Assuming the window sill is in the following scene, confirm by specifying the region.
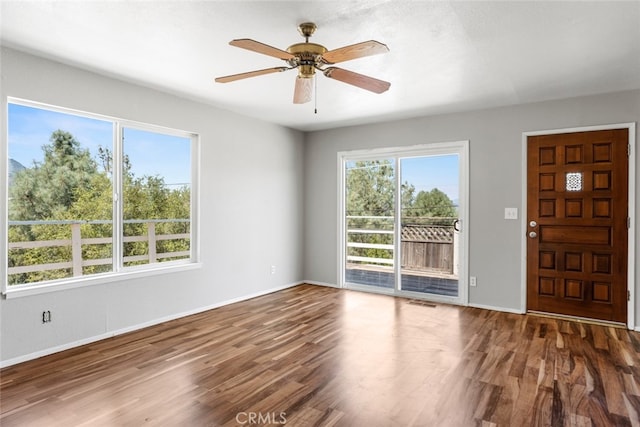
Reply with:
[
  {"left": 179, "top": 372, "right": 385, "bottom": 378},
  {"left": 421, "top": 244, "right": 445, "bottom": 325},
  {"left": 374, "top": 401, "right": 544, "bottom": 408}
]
[{"left": 2, "top": 262, "right": 203, "bottom": 299}]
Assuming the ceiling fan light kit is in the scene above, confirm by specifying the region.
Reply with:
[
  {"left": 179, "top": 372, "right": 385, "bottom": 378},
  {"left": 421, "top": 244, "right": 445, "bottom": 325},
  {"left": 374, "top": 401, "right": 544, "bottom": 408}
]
[{"left": 215, "top": 22, "right": 390, "bottom": 104}]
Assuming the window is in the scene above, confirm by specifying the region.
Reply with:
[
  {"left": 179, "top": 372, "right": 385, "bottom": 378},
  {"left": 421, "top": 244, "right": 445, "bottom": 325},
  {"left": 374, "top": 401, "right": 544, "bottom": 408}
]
[{"left": 5, "top": 99, "right": 198, "bottom": 294}]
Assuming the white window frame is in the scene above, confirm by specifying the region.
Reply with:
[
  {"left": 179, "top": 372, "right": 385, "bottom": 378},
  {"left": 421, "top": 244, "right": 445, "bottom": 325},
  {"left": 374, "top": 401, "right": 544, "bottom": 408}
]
[
  {"left": 338, "top": 141, "right": 469, "bottom": 305},
  {"left": 2, "top": 98, "right": 201, "bottom": 298}
]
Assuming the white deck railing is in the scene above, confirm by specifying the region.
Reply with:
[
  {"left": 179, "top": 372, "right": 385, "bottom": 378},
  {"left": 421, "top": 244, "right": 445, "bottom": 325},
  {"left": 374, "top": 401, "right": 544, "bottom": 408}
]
[{"left": 8, "top": 219, "right": 190, "bottom": 278}]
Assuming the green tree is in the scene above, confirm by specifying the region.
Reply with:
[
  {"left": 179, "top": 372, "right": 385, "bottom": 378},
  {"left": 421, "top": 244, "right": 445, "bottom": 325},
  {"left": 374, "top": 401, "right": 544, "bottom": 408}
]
[
  {"left": 410, "top": 188, "right": 457, "bottom": 217},
  {"left": 9, "top": 130, "right": 97, "bottom": 221},
  {"left": 64, "top": 172, "right": 113, "bottom": 275},
  {"left": 404, "top": 188, "right": 457, "bottom": 226},
  {"left": 346, "top": 160, "right": 395, "bottom": 217},
  {"left": 8, "top": 130, "right": 100, "bottom": 283}
]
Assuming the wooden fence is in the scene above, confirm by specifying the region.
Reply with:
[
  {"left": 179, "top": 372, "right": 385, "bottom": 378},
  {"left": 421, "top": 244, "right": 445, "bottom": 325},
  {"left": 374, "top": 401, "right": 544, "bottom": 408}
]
[{"left": 400, "top": 225, "right": 454, "bottom": 273}]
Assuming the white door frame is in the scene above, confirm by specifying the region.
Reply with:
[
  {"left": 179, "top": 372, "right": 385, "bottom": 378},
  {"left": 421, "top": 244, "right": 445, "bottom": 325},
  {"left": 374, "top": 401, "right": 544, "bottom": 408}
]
[{"left": 520, "top": 123, "right": 636, "bottom": 328}]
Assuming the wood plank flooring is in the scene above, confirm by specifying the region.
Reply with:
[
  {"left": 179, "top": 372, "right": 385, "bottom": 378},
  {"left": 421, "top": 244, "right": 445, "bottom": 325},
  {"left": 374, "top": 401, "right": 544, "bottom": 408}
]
[{"left": 2, "top": 284, "right": 640, "bottom": 426}]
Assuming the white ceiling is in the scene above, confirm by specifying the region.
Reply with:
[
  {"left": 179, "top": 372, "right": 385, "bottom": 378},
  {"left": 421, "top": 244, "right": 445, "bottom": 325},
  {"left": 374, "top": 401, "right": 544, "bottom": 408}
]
[{"left": 2, "top": 1, "right": 639, "bottom": 132}]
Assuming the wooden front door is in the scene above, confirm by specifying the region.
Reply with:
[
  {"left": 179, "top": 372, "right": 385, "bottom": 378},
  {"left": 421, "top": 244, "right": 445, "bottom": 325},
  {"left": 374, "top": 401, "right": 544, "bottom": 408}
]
[{"left": 526, "top": 129, "right": 629, "bottom": 323}]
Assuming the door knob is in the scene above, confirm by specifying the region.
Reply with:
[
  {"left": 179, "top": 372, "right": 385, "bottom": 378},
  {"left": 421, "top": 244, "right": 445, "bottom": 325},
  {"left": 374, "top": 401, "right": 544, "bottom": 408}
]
[{"left": 529, "top": 231, "right": 537, "bottom": 238}]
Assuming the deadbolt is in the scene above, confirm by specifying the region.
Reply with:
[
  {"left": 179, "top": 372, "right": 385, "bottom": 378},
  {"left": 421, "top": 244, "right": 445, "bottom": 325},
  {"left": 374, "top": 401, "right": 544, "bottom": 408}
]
[{"left": 529, "top": 220, "right": 537, "bottom": 228}]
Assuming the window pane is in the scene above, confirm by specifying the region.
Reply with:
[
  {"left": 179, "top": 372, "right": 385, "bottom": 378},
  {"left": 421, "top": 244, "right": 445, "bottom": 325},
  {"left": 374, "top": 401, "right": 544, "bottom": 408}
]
[
  {"left": 122, "top": 127, "right": 191, "bottom": 267},
  {"left": 7, "top": 103, "right": 113, "bottom": 285},
  {"left": 344, "top": 159, "right": 395, "bottom": 289},
  {"left": 400, "top": 155, "right": 459, "bottom": 297}
]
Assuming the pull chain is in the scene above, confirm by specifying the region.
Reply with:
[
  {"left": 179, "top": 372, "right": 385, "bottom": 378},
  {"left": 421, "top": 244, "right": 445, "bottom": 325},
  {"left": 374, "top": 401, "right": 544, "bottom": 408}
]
[{"left": 314, "top": 74, "right": 318, "bottom": 114}]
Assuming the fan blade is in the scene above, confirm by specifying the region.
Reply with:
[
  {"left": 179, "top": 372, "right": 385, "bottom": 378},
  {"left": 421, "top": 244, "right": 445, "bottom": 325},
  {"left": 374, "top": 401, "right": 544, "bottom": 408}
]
[
  {"left": 323, "top": 67, "right": 390, "bottom": 94},
  {"left": 215, "top": 67, "right": 289, "bottom": 83},
  {"left": 229, "top": 39, "right": 295, "bottom": 60},
  {"left": 293, "top": 76, "right": 313, "bottom": 104},
  {"left": 323, "top": 40, "right": 389, "bottom": 64}
]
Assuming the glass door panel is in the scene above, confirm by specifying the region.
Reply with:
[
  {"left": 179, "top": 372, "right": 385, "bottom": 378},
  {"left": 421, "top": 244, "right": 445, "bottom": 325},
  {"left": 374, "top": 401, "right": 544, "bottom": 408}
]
[
  {"left": 399, "top": 155, "right": 459, "bottom": 296},
  {"left": 344, "top": 159, "right": 395, "bottom": 289}
]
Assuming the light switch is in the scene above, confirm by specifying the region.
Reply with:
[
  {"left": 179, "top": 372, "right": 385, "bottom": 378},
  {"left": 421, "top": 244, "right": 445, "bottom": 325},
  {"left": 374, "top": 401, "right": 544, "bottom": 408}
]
[{"left": 504, "top": 208, "right": 518, "bottom": 220}]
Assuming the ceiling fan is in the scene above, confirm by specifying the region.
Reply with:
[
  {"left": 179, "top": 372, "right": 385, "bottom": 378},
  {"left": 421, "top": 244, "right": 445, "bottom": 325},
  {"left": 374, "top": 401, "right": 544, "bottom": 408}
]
[{"left": 215, "top": 22, "right": 390, "bottom": 104}]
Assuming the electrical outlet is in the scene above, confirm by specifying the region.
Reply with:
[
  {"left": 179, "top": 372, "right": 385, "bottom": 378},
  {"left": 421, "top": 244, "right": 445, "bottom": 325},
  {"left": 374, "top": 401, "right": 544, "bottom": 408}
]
[
  {"left": 42, "top": 310, "right": 52, "bottom": 323},
  {"left": 470, "top": 276, "right": 477, "bottom": 287},
  {"left": 270, "top": 265, "right": 276, "bottom": 275}
]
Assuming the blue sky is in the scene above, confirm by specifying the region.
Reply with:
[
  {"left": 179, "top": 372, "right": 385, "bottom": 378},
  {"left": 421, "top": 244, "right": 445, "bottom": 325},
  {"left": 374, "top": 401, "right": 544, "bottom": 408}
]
[
  {"left": 400, "top": 155, "right": 459, "bottom": 201},
  {"left": 8, "top": 103, "right": 191, "bottom": 187},
  {"left": 123, "top": 128, "right": 191, "bottom": 188}
]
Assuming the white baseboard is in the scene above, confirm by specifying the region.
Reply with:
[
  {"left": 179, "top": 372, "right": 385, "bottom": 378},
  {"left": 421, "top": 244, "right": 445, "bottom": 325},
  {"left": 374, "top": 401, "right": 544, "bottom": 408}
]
[
  {"left": 307, "top": 282, "right": 528, "bottom": 317},
  {"left": 303, "top": 280, "right": 340, "bottom": 288},
  {"left": 468, "top": 302, "right": 525, "bottom": 315},
  {"left": 306, "top": 283, "right": 526, "bottom": 315},
  {"left": 0, "top": 281, "right": 302, "bottom": 368}
]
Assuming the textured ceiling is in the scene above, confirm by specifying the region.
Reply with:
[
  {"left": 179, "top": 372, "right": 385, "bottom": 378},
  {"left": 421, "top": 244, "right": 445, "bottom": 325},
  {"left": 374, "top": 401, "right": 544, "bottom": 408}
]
[{"left": 1, "top": 1, "right": 639, "bottom": 131}]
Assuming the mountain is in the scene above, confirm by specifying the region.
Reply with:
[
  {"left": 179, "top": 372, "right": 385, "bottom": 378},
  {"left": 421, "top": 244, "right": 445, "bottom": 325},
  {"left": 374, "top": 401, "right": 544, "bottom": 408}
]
[{"left": 8, "top": 158, "right": 26, "bottom": 187}]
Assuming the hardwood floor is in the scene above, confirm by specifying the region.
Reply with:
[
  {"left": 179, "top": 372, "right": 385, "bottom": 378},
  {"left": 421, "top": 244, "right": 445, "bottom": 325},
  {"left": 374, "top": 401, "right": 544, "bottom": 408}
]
[{"left": 2, "top": 284, "right": 640, "bottom": 426}]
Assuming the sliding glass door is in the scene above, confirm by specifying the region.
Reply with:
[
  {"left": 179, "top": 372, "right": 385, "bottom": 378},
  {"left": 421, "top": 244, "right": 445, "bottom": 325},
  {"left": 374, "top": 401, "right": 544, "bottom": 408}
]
[{"left": 340, "top": 142, "right": 468, "bottom": 303}]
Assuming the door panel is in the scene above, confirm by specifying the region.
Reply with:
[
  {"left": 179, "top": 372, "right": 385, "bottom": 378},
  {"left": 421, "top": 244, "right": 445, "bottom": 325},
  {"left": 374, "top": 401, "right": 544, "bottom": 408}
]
[
  {"left": 399, "top": 155, "right": 459, "bottom": 297},
  {"left": 526, "top": 129, "right": 628, "bottom": 323},
  {"left": 344, "top": 159, "right": 396, "bottom": 290}
]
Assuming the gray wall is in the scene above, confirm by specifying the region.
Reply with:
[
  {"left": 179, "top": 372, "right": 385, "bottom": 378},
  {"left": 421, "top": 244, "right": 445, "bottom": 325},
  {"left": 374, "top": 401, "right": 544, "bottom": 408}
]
[
  {"left": 303, "top": 90, "right": 640, "bottom": 314},
  {"left": 2, "top": 45, "right": 639, "bottom": 366},
  {"left": 0, "top": 47, "right": 306, "bottom": 365}
]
